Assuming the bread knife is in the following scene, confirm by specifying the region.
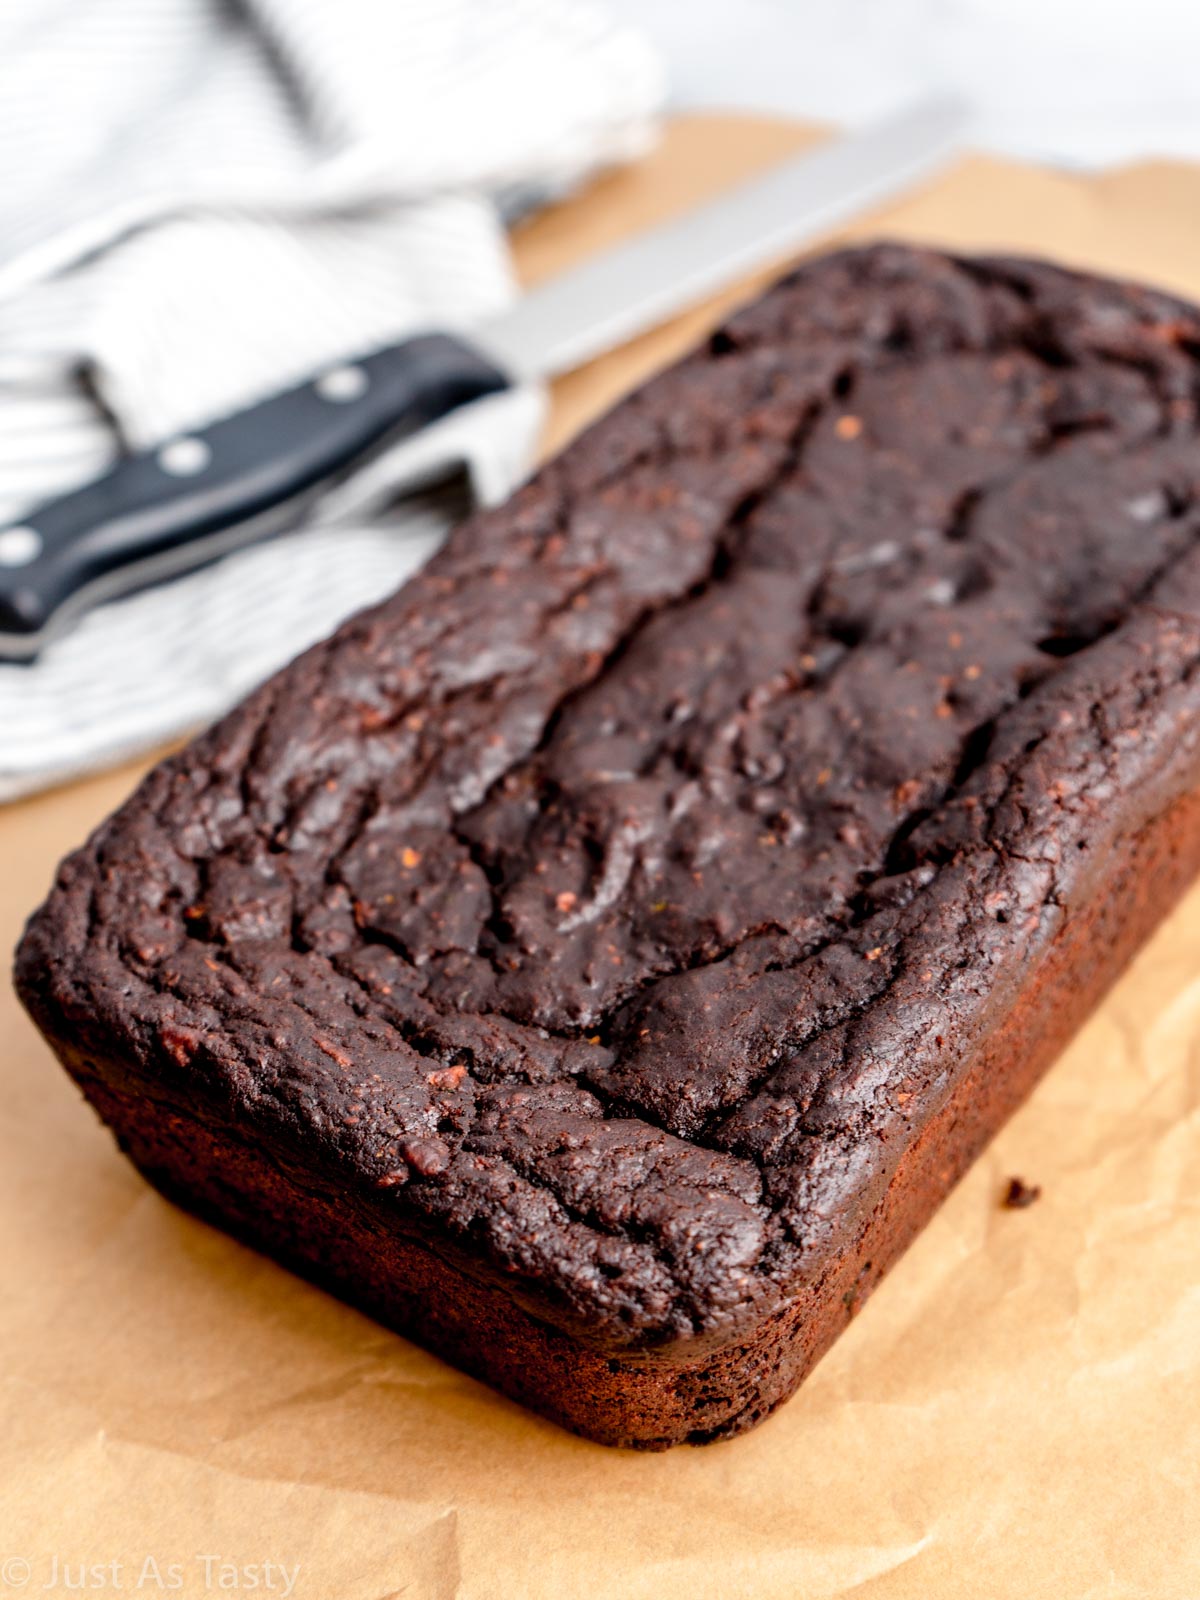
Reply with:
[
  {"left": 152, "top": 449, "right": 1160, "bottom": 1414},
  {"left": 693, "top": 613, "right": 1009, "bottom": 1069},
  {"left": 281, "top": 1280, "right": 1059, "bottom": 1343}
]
[{"left": 0, "top": 97, "right": 970, "bottom": 661}]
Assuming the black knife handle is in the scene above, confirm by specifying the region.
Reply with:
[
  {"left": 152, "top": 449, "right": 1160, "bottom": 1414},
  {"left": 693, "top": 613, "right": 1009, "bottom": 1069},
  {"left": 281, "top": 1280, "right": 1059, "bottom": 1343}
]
[{"left": 0, "top": 332, "right": 511, "bottom": 659}]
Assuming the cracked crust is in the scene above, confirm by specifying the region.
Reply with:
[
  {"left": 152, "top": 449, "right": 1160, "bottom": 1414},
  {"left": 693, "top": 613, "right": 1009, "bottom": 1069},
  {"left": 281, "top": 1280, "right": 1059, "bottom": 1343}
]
[{"left": 16, "top": 244, "right": 1200, "bottom": 1445}]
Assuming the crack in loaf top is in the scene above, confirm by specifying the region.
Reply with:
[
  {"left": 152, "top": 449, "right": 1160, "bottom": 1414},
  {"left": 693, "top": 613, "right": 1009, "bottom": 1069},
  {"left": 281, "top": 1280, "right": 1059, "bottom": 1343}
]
[{"left": 21, "top": 245, "right": 1200, "bottom": 1351}]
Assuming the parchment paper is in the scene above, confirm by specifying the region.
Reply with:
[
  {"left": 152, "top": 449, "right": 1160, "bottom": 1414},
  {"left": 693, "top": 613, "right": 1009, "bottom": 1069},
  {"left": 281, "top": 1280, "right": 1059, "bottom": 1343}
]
[{"left": 2, "top": 116, "right": 1198, "bottom": 1599}]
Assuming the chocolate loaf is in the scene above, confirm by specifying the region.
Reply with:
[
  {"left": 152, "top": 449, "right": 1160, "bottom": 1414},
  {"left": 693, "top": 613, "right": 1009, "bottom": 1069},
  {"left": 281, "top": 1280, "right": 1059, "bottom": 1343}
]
[{"left": 16, "top": 245, "right": 1200, "bottom": 1448}]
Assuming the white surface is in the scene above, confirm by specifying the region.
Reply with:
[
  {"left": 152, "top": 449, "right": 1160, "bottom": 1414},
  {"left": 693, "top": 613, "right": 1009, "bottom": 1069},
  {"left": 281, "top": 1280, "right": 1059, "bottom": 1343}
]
[{"left": 607, "top": 0, "right": 1200, "bottom": 168}]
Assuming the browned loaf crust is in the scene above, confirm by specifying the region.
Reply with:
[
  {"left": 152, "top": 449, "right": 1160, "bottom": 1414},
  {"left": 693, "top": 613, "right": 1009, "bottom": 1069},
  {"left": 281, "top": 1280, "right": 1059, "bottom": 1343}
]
[{"left": 16, "top": 244, "right": 1200, "bottom": 1447}]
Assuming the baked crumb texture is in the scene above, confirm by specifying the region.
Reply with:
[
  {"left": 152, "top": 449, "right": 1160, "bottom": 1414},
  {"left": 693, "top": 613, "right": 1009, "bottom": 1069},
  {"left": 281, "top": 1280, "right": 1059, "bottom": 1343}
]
[{"left": 18, "top": 246, "right": 1200, "bottom": 1446}]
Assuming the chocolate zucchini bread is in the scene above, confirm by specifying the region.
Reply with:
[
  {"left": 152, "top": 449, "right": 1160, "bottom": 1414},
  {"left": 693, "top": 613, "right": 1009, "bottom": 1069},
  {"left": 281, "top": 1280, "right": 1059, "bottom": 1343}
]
[{"left": 16, "top": 245, "right": 1200, "bottom": 1448}]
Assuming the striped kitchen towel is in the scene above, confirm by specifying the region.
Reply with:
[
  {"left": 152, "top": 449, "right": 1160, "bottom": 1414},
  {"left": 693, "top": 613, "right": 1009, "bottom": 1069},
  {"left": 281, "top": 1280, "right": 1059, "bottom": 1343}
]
[{"left": 0, "top": 0, "right": 663, "bottom": 799}]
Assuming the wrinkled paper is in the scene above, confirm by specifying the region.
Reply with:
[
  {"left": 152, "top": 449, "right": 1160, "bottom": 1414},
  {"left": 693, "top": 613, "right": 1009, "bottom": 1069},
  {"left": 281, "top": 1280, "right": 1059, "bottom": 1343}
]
[{"left": 2, "top": 117, "right": 1198, "bottom": 1599}]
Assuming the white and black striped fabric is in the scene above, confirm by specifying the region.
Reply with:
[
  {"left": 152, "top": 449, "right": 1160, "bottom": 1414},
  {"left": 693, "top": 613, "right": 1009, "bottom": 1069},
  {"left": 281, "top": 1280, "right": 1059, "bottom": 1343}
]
[{"left": 0, "top": 0, "right": 663, "bottom": 798}]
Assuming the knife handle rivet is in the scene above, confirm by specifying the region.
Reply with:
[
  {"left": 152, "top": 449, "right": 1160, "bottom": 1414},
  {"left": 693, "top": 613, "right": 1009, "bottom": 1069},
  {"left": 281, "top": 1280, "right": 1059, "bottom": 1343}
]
[
  {"left": 158, "top": 436, "right": 212, "bottom": 477},
  {"left": 316, "top": 364, "right": 369, "bottom": 403},
  {"left": 0, "top": 525, "right": 42, "bottom": 567}
]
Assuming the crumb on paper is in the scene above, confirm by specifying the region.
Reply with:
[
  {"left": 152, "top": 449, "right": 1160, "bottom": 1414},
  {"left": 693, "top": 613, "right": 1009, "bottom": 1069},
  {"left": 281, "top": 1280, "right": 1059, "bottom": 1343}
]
[{"left": 1002, "top": 1176, "right": 1042, "bottom": 1209}]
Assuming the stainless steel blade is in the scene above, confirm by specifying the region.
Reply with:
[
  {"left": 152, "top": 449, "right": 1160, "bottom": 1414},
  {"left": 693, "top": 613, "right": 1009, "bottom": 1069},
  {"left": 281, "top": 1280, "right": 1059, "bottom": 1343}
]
[{"left": 480, "top": 96, "right": 972, "bottom": 380}]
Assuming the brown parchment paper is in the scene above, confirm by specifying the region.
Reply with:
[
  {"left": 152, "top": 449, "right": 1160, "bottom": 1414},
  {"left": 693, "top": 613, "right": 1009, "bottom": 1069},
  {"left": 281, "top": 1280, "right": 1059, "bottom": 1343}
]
[{"left": 2, "top": 116, "right": 1199, "bottom": 1600}]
